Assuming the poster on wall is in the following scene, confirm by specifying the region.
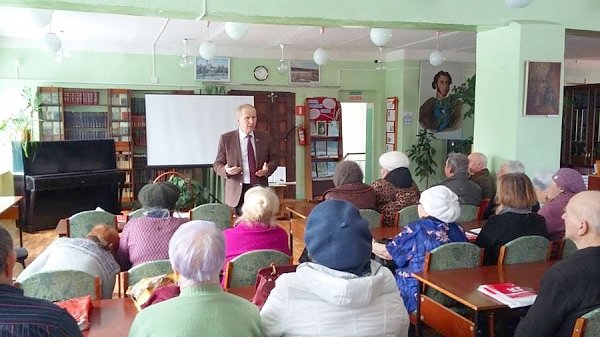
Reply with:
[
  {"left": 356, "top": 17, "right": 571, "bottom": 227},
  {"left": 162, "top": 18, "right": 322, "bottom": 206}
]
[{"left": 523, "top": 61, "right": 561, "bottom": 116}]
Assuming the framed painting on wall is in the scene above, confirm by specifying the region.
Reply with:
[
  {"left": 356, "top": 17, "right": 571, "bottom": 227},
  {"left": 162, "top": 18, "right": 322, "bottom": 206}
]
[
  {"left": 523, "top": 61, "right": 561, "bottom": 116},
  {"left": 290, "top": 60, "right": 320, "bottom": 84},
  {"left": 196, "top": 57, "right": 230, "bottom": 82}
]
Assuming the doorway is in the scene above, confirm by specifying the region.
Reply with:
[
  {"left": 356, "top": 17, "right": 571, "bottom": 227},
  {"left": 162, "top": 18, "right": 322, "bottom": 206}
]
[{"left": 341, "top": 102, "right": 368, "bottom": 179}]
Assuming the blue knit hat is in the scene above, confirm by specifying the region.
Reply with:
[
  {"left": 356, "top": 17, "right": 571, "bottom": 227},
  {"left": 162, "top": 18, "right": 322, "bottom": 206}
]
[{"left": 305, "top": 200, "right": 372, "bottom": 276}]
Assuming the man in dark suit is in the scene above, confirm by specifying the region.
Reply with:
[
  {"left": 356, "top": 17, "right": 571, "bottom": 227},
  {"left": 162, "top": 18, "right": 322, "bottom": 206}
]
[{"left": 214, "top": 104, "right": 277, "bottom": 214}]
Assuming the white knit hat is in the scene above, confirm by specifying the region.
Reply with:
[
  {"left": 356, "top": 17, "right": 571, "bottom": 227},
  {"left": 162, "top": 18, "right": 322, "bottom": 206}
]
[
  {"left": 379, "top": 151, "right": 410, "bottom": 171},
  {"left": 419, "top": 185, "right": 460, "bottom": 223}
]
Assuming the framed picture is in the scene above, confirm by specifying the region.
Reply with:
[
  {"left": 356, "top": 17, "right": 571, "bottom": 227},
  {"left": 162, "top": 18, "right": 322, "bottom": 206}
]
[
  {"left": 290, "top": 60, "right": 320, "bottom": 84},
  {"left": 523, "top": 61, "right": 561, "bottom": 116},
  {"left": 386, "top": 132, "right": 395, "bottom": 144},
  {"left": 386, "top": 109, "right": 396, "bottom": 122},
  {"left": 316, "top": 121, "right": 327, "bottom": 136},
  {"left": 386, "top": 121, "right": 395, "bottom": 133},
  {"left": 196, "top": 57, "right": 230, "bottom": 82}
]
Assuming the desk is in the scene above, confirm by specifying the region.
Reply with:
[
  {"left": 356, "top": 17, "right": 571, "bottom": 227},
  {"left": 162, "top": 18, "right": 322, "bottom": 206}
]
[
  {"left": 413, "top": 261, "right": 553, "bottom": 336},
  {"left": 85, "top": 298, "right": 137, "bottom": 337},
  {"left": 285, "top": 200, "right": 318, "bottom": 259},
  {"left": 0, "top": 196, "right": 23, "bottom": 246}
]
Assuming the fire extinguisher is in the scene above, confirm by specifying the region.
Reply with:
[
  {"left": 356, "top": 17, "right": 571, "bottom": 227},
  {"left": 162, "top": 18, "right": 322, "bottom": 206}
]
[{"left": 298, "top": 127, "right": 306, "bottom": 146}]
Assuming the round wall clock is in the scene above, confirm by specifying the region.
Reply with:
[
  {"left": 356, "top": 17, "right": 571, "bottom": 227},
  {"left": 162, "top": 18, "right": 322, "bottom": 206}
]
[{"left": 253, "top": 65, "right": 269, "bottom": 81}]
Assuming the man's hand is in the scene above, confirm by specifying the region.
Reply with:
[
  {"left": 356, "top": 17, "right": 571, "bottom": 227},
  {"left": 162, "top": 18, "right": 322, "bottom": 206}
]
[
  {"left": 255, "top": 162, "right": 269, "bottom": 177},
  {"left": 225, "top": 164, "right": 242, "bottom": 176},
  {"left": 372, "top": 241, "right": 393, "bottom": 260}
]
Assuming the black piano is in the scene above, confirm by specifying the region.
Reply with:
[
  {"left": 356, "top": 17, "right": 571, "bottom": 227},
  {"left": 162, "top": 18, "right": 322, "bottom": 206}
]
[{"left": 12, "top": 140, "right": 125, "bottom": 232}]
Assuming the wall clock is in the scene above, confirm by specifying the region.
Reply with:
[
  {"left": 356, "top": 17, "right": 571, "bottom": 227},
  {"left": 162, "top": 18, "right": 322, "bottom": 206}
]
[{"left": 253, "top": 65, "right": 269, "bottom": 81}]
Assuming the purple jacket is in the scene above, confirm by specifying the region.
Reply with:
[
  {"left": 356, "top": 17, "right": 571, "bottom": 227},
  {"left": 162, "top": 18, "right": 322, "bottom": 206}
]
[{"left": 538, "top": 192, "right": 575, "bottom": 241}]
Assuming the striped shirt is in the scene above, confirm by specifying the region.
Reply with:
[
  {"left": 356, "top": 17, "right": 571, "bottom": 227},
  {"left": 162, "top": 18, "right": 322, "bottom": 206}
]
[{"left": 0, "top": 284, "right": 82, "bottom": 336}]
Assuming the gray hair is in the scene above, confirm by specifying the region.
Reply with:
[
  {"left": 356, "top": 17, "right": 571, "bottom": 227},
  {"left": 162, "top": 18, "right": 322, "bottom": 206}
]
[
  {"left": 333, "top": 161, "right": 363, "bottom": 187},
  {"left": 532, "top": 169, "right": 555, "bottom": 190},
  {"left": 0, "top": 226, "right": 13, "bottom": 272},
  {"left": 502, "top": 160, "right": 525, "bottom": 174},
  {"left": 168, "top": 220, "right": 225, "bottom": 284},
  {"left": 470, "top": 152, "right": 487, "bottom": 168},
  {"left": 238, "top": 186, "right": 279, "bottom": 224},
  {"left": 446, "top": 153, "right": 469, "bottom": 175}
]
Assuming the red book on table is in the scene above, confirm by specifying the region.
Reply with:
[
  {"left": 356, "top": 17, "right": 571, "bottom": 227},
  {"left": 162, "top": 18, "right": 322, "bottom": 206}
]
[{"left": 477, "top": 282, "right": 537, "bottom": 308}]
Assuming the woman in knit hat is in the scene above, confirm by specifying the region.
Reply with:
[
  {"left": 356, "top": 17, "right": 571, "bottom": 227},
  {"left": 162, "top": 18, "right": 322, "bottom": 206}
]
[
  {"left": 261, "top": 200, "right": 409, "bottom": 337},
  {"left": 116, "top": 182, "right": 188, "bottom": 270},
  {"left": 539, "top": 168, "right": 586, "bottom": 241},
  {"left": 371, "top": 151, "right": 420, "bottom": 226},
  {"left": 322, "top": 160, "right": 377, "bottom": 210},
  {"left": 372, "top": 185, "right": 467, "bottom": 313}
]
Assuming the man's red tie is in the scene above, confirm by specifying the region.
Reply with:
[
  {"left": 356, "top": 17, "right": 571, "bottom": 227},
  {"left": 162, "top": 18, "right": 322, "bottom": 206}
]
[{"left": 247, "top": 134, "right": 258, "bottom": 185}]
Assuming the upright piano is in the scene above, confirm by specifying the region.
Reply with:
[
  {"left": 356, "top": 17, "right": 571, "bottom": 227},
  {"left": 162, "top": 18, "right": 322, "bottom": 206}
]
[{"left": 12, "top": 140, "right": 125, "bottom": 232}]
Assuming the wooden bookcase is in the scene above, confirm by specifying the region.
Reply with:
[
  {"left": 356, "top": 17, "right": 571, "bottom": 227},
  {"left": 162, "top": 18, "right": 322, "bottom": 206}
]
[{"left": 303, "top": 97, "right": 343, "bottom": 200}]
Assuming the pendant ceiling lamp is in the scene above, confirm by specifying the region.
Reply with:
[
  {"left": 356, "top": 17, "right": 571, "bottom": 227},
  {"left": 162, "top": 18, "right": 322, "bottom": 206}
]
[
  {"left": 505, "top": 0, "right": 533, "bottom": 8},
  {"left": 179, "top": 38, "right": 194, "bottom": 71},
  {"left": 313, "top": 27, "right": 329, "bottom": 66},
  {"left": 199, "top": 21, "right": 217, "bottom": 60},
  {"left": 376, "top": 46, "right": 386, "bottom": 71},
  {"left": 277, "top": 44, "right": 289, "bottom": 75},
  {"left": 370, "top": 28, "right": 392, "bottom": 47},
  {"left": 43, "top": 11, "right": 62, "bottom": 53},
  {"left": 225, "top": 22, "right": 249, "bottom": 40},
  {"left": 429, "top": 31, "right": 445, "bottom": 67}
]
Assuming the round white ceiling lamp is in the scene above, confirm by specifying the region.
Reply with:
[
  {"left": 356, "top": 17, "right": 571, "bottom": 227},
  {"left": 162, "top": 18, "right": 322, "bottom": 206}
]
[
  {"left": 313, "top": 27, "right": 329, "bottom": 66},
  {"left": 179, "top": 38, "right": 194, "bottom": 70},
  {"left": 199, "top": 21, "right": 217, "bottom": 60},
  {"left": 43, "top": 32, "right": 62, "bottom": 53},
  {"left": 505, "top": 0, "right": 533, "bottom": 8},
  {"left": 370, "top": 28, "right": 392, "bottom": 47},
  {"left": 225, "top": 22, "right": 249, "bottom": 40},
  {"left": 429, "top": 31, "right": 445, "bottom": 67},
  {"left": 277, "top": 44, "right": 289, "bottom": 75}
]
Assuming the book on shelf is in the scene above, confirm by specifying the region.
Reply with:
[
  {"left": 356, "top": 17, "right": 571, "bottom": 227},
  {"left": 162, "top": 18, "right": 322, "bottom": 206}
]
[
  {"left": 316, "top": 162, "right": 328, "bottom": 178},
  {"left": 477, "top": 282, "right": 537, "bottom": 308},
  {"left": 310, "top": 121, "right": 317, "bottom": 136},
  {"left": 314, "top": 141, "right": 327, "bottom": 157},
  {"left": 326, "top": 141, "right": 338, "bottom": 158},
  {"left": 327, "top": 121, "right": 339, "bottom": 137},
  {"left": 327, "top": 161, "right": 337, "bottom": 176}
]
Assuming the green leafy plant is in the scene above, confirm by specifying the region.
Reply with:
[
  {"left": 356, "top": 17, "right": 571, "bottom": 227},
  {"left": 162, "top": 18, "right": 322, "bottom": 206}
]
[
  {"left": 406, "top": 129, "right": 437, "bottom": 187},
  {"left": 167, "top": 174, "right": 210, "bottom": 211},
  {"left": 0, "top": 87, "right": 41, "bottom": 157},
  {"left": 450, "top": 74, "right": 476, "bottom": 120}
]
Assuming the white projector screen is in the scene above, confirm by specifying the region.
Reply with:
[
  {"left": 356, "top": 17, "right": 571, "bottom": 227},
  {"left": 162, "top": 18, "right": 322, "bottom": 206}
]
[{"left": 145, "top": 94, "right": 254, "bottom": 166}]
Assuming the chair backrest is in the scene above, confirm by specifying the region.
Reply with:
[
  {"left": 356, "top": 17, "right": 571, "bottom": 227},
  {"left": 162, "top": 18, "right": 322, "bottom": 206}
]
[
  {"left": 190, "top": 203, "right": 232, "bottom": 231},
  {"left": 497, "top": 235, "right": 551, "bottom": 265},
  {"left": 572, "top": 307, "right": 600, "bottom": 337},
  {"left": 126, "top": 208, "right": 146, "bottom": 220},
  {"left": 396, "top": 204, "right": 419, "bottom": 227},
  {"left": 119, "top": 259, "right": 173, "bottom": 296},
  {"left": 19, "top": 270, "right": 101, "bottom": 301},
  {"left": 359, "top": 209, "right": 382, "bottom": 229},
  {"left": 562, "top": 238, "right": 578, "bottom": 260},
  {"left": 477, "top": 198, "right": 491, "bottom": 220},
  {"left": 224, "top": 249, "right": 291, "bottom": 288},
  {"left": 67, "top": 210, "right": 117, "bottom": 238},
  {"left": 457, "top": 204, "right": 479, "bottom": 222}
]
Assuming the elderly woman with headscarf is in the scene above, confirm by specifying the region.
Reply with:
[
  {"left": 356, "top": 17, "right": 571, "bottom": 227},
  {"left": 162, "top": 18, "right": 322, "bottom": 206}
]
[
  {"left": 371, "top": 151, "right": 420, "bottom": 227},
  {"left": 261, "top": 200, "right": 409, "bottom": 337},
  {"left": 116, "top": 182, "right": 188, "bottom": 270},
  {"left": 372, "top": 186, "right": 468, "bottom": 313},
  {"left": 322, "top": 160, "right": 377, "bottom": 210}
]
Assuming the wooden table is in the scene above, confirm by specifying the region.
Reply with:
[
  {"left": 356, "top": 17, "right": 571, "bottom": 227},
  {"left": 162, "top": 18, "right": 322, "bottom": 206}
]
[
  {"left": 84, "top": 298, "right": 138, "bottom": 337},
  {"left": 413, "top": 261, "right": 553, "bottom": 336},
  {"left": 226, "top": 286, "right": 255, "bottom": 301},
  {"left": 285, "top": 200, "right": 318, "bottom": 258},
  {"left": 0, "top": 196, "right": 23, "bottom": 246}
]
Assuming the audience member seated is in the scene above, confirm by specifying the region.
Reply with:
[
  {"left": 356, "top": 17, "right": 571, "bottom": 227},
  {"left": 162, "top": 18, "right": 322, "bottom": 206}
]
[
  {"left": 483, "top": 159, "right": 527, "bottom": 219},
  {"left": 532, "top": 169, "right": 558, "bottom": 207},
  {"left": 116, "top": 182, "right": 188, "bottom": 270},
  {"left": 539, "top": 168, "right": 586, "bottom": 242},
  {"left": 475, "top": 173, "right": 548, "bottom": 265},
  {"left": 440, "top": 153, "right": 482, "bottom": 206},
  {"left": 372, "top": 151, "right": 420, "bottom": 227},
  {"left": 0, "top": 227, "right": 82, "bottom": 336},
  {"left": 323, "top": 160, "right": 377, "bottom": 210},
  {"left": 17, "top": 224, "right": 120, "bottom": 299},
  {"left": 468, "top": 152, "right": 495, "bottom": 199},
  {"left": 515, "top": 190, "right": 600, "bottom": 337},
  {"left": 223, "top": 186, "right": 290, "bottom": 264},
  {"left": 261, "top": 200, "right": 409, "bottom": 337},
  {"left": 129, "top": 221, "right": 263, "bottom": 337},
  {"left": 372, "top": 185, "right": 468, "bottom": 313}
]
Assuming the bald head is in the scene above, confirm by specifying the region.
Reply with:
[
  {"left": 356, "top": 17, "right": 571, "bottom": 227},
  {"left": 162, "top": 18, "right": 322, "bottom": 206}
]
[
  {"left": 468, "top": 152, "right": 487, "bottom": 175},
  {"left": 562, "top": 191, "right": 600, "bottom": 248}
]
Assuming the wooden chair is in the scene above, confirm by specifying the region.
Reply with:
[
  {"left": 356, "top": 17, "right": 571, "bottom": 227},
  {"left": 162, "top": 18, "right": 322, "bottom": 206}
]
[
  {"left": 497, "top": 235, "right": 551, "bottom": 265},
  {"left": 223, "top": 249, "right": 291, "bottom": 288},
  {"left": 572, "top": 307, "right": 600, "bottom": 337},
  {"left": 66, "top": 209, "right": 117, "bottom": 238},
  {"left": 477, "top": 198, "right": 491, "bottom": 221},
  {"left": 359, "top": 209, "right": 382, "bottom": 229},
  {"left": 118, "top": 259, "right": 173, "bottom": 297},
  {"left": 190, "top": 203, "right": 233, "bottom": 231},
  {"left": 395, "top": 204, "right": 419, "bottom": 227},
  {"left": 18, "top": 270, "right": 101, "bottom": 301},
  {"left": 457, "top": 204, "right": 479, "bottom": 222},
  {"left": 126, "top": 208, "right": 146, "bottom": 221}
]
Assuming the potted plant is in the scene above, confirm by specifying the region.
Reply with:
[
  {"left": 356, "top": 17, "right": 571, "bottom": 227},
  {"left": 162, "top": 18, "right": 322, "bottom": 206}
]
[
  {"left": 0, "top": 87, "right": 41, "bottom": 157},
  {"left": 450, "top": 74, "right": 476, "bottom": 120},
  {"left": 406, "top": 129, "right": 437, "bottom": 187}
]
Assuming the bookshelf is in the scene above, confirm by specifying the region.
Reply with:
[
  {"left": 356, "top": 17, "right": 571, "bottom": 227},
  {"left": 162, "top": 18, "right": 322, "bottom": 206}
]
[{"left": 303, "top": 96, "right": 343, "bottom": 200}]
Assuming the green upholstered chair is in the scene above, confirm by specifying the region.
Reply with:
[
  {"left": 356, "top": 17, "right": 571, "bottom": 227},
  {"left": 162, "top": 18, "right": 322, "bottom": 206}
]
[
  {"left": 573, "top": 307, "right": 600, "bottom": 337},
  {"left": 497, "top": 235, "right": 551, "bottom": 265},
  {"left": 119, "top": 259, "right": 173, "bottom": 297},
  {"left": 561, "top": 238, "right": 578, "bottom": 260},
  {"left": 190, "top": 203, "right": 232, "bottom": 231},
  {"left": 126, "top": 208, "right": 146, "bottom": 220},
  {"left": 224, "top": 249, "right": 290, "bottom": 288},
  {"left": 359, "top": 209, "right": 382, "bottom": 229},
  {"left": 19, "top": 270, "right": 101, "bottom": 301},
  {"left": 457, "top": 204, "right": 479, "bottom": 222},
  {"left": 396, "top": 204, "right": 419, "bottom": 227},
  {"left": 66, "top": 210, "right": 117, "bottom": 238}
]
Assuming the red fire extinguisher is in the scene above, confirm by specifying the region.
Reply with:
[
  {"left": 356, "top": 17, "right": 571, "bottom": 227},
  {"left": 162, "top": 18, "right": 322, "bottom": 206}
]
[{"left": 298, "top": 127, "right": 306, "bottom": 146}]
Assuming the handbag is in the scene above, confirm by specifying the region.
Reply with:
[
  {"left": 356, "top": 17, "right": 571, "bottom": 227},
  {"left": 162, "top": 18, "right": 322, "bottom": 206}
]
[{"left": 251, "top": 263, "right": 297, "bottom": 308}]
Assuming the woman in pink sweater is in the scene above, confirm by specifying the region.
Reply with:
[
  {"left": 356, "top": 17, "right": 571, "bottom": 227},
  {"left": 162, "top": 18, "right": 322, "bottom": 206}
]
[{"left": 223, "top": 186, "right": 290, "bottom": 264}]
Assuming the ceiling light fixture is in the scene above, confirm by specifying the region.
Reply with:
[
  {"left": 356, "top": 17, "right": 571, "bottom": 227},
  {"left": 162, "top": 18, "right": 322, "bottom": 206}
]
[
  {"left": 376, "top": 46, "right": 386, "bottom": 71},
  {"left": 313, "top": 27, "right": 329, "bottom": 66},
  {"left": 429, "top": 31, "right": 445, "bottom": 67},
  {"left": 54, "top": 30, "right": 70, "bottom": 64},
  {"left": 179, "top": 38, "right": 194, "bottom": 70},
  {"left": 199, "top": 21, "right": 217, "bottom": 60},
  {"left": 277, "top": 44, "right": 289, "bottom": 75},
  {"left": 505, "top": 0, "right": 533, "bottom": 8},
  {"left": 43, "top": 11, "right": 62, "bottom": 53},
  {"left": 225, "top": 22, "right": 249, "bottom": 40},
  {"left": 370, "top": 28, "right": 392, "bottom": 47}
]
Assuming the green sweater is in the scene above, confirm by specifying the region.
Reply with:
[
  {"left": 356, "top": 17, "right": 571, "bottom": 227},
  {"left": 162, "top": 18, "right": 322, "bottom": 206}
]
[{"left": 128, "top": 284, "right": 263, "bottom": 337}]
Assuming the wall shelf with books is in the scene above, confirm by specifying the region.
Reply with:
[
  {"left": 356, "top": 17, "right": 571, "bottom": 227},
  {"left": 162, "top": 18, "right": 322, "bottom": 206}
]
[{"left": 303, "top": 96, "right": 343, "bottom": 200}]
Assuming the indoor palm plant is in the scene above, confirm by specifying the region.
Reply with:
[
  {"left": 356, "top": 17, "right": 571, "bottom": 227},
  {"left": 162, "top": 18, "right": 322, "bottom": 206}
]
[{"left": 0, "top": 87, "right": 41, "bottom": 157}]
